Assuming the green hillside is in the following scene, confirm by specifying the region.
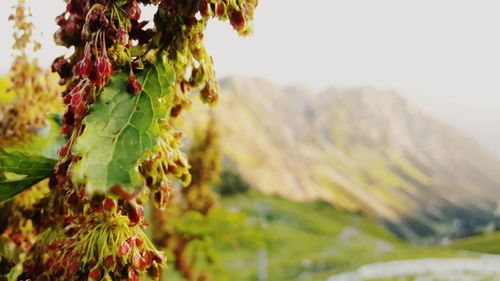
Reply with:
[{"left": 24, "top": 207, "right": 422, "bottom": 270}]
[
  {"left": 208, "top": 191, "right": 465, "bottom": 281},
  {"left": 451, "top": 232, "right": 500, "bottom": 254},
  {"left": 181, "top": 77, "right": 500, "bottom": 239}
]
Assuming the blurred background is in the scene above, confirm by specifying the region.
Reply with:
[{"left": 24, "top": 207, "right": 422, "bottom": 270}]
[{"left": 2, "top": 0, "right": 500, "bottom": 280}]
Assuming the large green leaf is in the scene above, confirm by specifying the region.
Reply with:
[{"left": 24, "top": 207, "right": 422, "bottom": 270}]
[
  {"left": 0, "top": 149, "right": 57, "bottom": 202},
  {"left": 71, "top": 60, "right": 175, "bottom": 194}
]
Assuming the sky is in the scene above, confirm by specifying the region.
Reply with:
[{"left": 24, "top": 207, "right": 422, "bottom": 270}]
[{"left": 1, "top": 0, "right": 499, "bottom": 157}]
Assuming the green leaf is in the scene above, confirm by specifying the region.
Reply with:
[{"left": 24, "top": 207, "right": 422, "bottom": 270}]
[
  {"left": 0, "top": 149, "right": 57, "bottom": 202},
  {"left": 71, "top": 60, "right": 175, "bottom": 194},
  {"left": 0, "top": 176, "right": 48, "bottom": 202},
  {"left": 0, "top": 150, "right": 56, "bottom": 176}
]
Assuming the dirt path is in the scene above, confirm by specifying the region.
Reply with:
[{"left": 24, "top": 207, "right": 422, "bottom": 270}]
[{"left": 327, "top": 255, "right": 500, "bottom": 281}]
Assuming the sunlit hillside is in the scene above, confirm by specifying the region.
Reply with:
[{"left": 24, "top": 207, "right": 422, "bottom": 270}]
[{"left": 184, "top": 77, "right": 500, "bottom": 239}]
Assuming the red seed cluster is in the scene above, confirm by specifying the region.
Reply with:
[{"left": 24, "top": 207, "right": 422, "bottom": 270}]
[
  {"left": 15, "top": 0, "right": 259, "bottom": 280},
  {"left": 18, "top": 197, "right": 164, "bottom": 281}
]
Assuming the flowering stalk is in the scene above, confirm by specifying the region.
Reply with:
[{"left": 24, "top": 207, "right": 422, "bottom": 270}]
[
  {"left": 152, "top": 118, "right": 221, "bottom": 280},
  {"left": 7, "top": 0, "right": 259, "bottom": 280}
]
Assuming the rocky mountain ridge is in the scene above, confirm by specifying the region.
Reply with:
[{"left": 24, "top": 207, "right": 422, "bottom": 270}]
[{"left": 184, "top": 76, "right": 500, "bottom": 238}]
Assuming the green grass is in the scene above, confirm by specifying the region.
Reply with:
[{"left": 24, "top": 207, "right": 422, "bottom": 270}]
[
  {"left": 213, "top": 191, "right": 465, "bottom": 281},
  {"left": 450, "top": 232, "right": 500, "bottom": 254},
  {"left": 365, "top": 276, "right": 498, "bottom": 281}
]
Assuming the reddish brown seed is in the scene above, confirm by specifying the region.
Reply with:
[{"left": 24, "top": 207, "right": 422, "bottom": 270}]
[
  {"left": 55, "top": 13, "right": 66, "bottom": 25},
  {"left": 116, "top": 28, "right": 129, "bottom": 45},
  {"left": 127, "top": 204, "right": 144, "bottom": 226},
  {"left": 127, "top": 0, "right": 141, "bottom": 21},
  {"left": 143, "top": 250, "right": 154, "bottom": 266},
  {"left": 132, "top": 252, "right": 142, "bottom": 269},
  {"left": 129, "top": 269, "right": 139, "bottom": 281},
  {"left": 88, "top": 267, "right": 101, "bottom": 280},
  {"left": 135, "top": 237, "right": 143, "bottom": 247},
  {"left": 68, "top": 261, "right": 79, "bottom": 274},
  {"left": 61, "top": 124, "right": 73, "bottom": 136},
  {"left": 147, "top": 261, "right": 160, "bottom": 279},
  {"left": 51, "top": 57, "right": 72, "bottom": 78},
  {"left": 103, "top": 255, "right": 114, "bottom": 269},
  {"left": 127, "top": 75, "right": 141, "bottom": 95},
  {"left": 95, "top": 56, "right": 112, "bottom": 86},
  {"left": 230, "top": 10, "right": 245, "bottom": 31},
  {"left": 119, "top": 241, "right": 131, "bottom": 256},
  {"left": 87, "top": 259, "right": 97, "bottom": 268},
  {"left": 75, "top": 45, "right": 92, "bottom": 77},
  {"left": 103, "top": 197, "right": 115, "bottom": 212},
  {"left": 126, "top": 237, "right": 136, "bottom": 248},
  {"left": 215, "top": 3, "right": 226, "bottom": 17},
  {"left": 199, "top": 0, "right": 210, "bottom": 18},
  {"left": 67, "top": 192, "right": 78, "bottom": 205}
]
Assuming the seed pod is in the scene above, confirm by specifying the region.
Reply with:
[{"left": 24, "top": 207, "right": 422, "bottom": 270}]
[
  {"left": 88, "top": 267, "right": 101, "bottom": 280},
  {"left": 95, "top": 56, "right": 112, "bottom": 86},
  {"left": 127, "top": 75, "right": 142, "bottom": 95},
  {"left": 230, "top": 10, "right": 245, "bottom": 31},
  {"left": 199, "top": 0, "right": 210, "bottom": 18},
  {"left": 119, "top": 241, "right": 131, "bottom": 256},
  {"left": 116, "top": 28, "right": 129, "bottom": 45},
  {"left": 51, "top": 57, "right": 72, "bottom": 78},
  {"left": 147, "top": 261, "right": 160, "bottom": 279},
  {"left": 75, "top": 45, "right": 92, "bottom": 77},
  {"left": 132, "top": 252, "right": 143, "bottom": 269},
  {"left": 129, "top": 269, "right": 139, "bottom": 281},
  {"left": 215, "top": 2, "right": 226, "bottom": 17},
  {"left": 67, "top": 261, "right": 80, "bottom": 274},
  {"left": 103, "top": 255, "right": 114, "bottom": 269},
  {"left": 128, "top": 0, "right": 141, "bottom": 21},
  {"left": 103, "top": 197, "right": 116, "bottom": 212}
]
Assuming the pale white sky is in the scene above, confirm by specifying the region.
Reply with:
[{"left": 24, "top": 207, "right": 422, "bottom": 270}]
[{"left": 1, "top": 0, "right": 499, "bottom": 157}]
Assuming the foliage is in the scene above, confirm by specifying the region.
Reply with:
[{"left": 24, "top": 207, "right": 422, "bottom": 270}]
[
  {"left": 0, "top": 0, "right": 258, "bottom": 280},
  {"left": 0, "top": 150, "right": 56, "bottom": 202},
  {"left": 71, "top": 61, "right": 175, "bottom": 194},
  {"left": 216, "top": 169, "right": 251, "bottom": 196},
  {"left": 153, "top": 119, "right": 221, "bottom": 280},
  {"left": 150, "top": 119, "right": 262, "bottom": 281},
  {"left": 216, "top": 191, "right": 467, "bottom": 281},
  {"left": 451, "top": 232, "right": 500, "bottom": 254},
  {"left": 0, "top": 3, "right": 64, "bottom": 278}
]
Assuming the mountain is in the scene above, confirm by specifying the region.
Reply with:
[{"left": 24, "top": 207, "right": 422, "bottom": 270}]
[{"left": 183, "top": 77, "right": 500, "bottom": 239}]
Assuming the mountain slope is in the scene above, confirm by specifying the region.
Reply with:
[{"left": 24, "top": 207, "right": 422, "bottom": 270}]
[{"left": 183, "top": 77, "right": 500, "bottom": 238}]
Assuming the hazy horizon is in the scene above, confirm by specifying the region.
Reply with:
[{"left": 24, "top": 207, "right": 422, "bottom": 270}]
[{"left": 1, "top": 0, "right": 499, "bottom": 157}]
